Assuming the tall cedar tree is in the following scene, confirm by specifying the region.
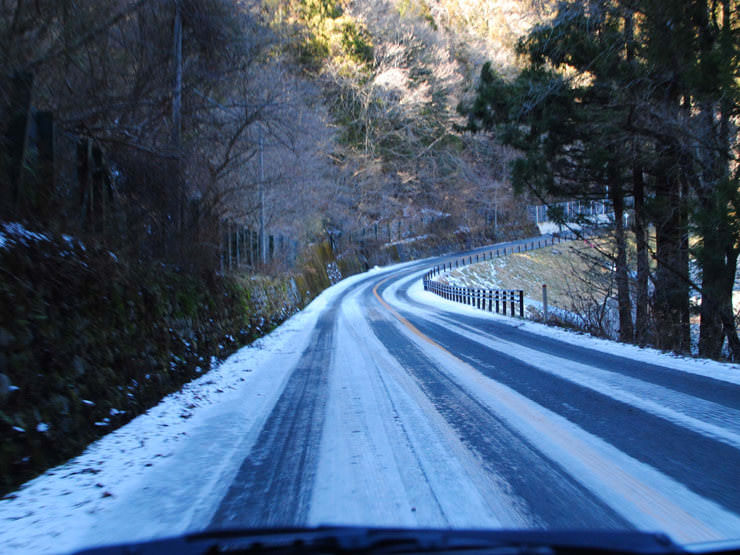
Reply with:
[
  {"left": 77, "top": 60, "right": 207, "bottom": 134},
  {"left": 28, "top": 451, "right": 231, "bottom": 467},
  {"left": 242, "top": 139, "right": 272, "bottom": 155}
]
[
  {"left": 464, "top": 0, "right": 740, "bottom": 358},
  {"left": 466, "top": 3, "right": 638, "bottom": 342}
]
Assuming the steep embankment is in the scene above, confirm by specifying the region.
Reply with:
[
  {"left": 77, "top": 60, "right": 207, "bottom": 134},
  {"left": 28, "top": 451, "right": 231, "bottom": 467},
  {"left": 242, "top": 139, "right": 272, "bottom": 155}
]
[{"left": 0, "top": 223, "right": 365, "bottom": 495}]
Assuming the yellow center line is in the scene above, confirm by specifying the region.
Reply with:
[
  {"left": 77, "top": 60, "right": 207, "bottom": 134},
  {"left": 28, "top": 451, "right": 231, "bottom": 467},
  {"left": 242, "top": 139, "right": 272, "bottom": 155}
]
[
  {"left": 371, "top": 272, "right": 723, "bottom": 543},
  {"left": 372, "top": 274, "right": 453, "bottom": 353}
]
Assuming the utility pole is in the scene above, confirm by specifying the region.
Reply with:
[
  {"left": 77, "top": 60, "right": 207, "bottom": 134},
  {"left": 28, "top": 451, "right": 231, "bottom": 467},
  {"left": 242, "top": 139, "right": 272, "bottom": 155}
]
[{"left": 259, "top": 123, "right": 267, "bottom": 265}]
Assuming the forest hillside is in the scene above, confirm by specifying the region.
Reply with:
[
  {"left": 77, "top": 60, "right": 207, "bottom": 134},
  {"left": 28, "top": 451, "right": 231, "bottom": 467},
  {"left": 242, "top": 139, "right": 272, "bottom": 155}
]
[
  {"left": 2, "top": 0, "right": 738, "bottom": 493},
  {"left": 0, "top": 0, "right": 552, "bottom": 493}
]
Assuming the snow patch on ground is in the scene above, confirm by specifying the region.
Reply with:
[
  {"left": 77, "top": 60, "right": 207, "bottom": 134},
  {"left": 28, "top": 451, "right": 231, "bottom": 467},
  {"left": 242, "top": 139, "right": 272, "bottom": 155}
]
[
  {"left": 0, "top": 222, "right": 49, "bottom": 249},
  {"left": 386, "top": 234, "right": 430, "bottom": 247},
  {"left": 0, "top": 222, "right": 89, "bottom": 258},
  {"left": 386, "top": 274, "right": 740, "bottom": 543},
  {"left": 0, "top": 263, "right": 405, "bottom": 554},
  {"left": 407, "top": 275, "right": 740, "bottom": 386}
]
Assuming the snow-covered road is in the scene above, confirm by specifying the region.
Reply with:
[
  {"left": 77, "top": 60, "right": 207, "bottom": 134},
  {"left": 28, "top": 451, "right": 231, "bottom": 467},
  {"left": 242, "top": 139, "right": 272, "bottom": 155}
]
[{"left": 2, "top": 243, "right": 740, "bottom": 553}]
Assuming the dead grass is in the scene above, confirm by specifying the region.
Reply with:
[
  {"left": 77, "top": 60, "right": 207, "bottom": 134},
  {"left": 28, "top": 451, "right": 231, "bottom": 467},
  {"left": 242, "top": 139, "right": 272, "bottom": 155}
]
[{"left": 443, "top": 238, "right": 613, "bottom": 310}]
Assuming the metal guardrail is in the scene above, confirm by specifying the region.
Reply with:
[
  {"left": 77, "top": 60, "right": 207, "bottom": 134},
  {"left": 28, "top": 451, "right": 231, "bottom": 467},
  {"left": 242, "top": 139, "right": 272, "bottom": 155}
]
[
  {"left": 422, "top": 234, "right": 571, "bottom": 318},
  {"left": 424, "top": 279, "right": 524, "bottom": 317}
]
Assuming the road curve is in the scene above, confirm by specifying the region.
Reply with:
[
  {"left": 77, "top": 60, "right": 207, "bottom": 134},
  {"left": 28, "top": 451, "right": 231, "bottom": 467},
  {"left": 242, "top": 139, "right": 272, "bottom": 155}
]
[{"left": 208, "top": 241, "right": 740, "bottom": 545}]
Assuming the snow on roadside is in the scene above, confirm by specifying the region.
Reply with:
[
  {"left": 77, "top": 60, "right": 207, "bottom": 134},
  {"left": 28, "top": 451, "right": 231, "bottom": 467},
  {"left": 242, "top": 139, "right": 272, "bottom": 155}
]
[
  {"left": 404, "top": 272, "right": 740, "bottom": 386},
  {"left": 386, "top": 234, "right": 430, "bottom": 247},
  {"left": 388, "top": 273, "right": 740, "bottom": 543},
  {"left": 0, "top": 263, "right": 404, "bottom": 555},
  {"left": 0, "top": 222, "right": 49, "bottom": 249},
  {"left": 0, "top": 222, "right": 89, "bottom": 257}
]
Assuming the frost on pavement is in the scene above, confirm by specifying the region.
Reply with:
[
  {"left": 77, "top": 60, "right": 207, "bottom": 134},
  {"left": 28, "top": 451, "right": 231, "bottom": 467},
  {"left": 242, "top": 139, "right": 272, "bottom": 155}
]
[
  {"left": 0, "top": 269, "right": 387, "bottom": 554},
  {"left": 2, "top": 259, "right": 739, "bottom": 553}
]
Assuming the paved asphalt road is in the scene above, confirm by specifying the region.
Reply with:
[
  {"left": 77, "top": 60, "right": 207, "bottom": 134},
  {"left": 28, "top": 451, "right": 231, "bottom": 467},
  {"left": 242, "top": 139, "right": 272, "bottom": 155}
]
[{"left": 208, "top": 239, "right": 740, "bottom": 545}]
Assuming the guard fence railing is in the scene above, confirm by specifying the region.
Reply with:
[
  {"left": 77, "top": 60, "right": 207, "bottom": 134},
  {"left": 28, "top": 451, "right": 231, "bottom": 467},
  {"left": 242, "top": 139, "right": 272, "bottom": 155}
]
[{"left": 422, "top": 233, "right": 572, "bottom": 318}]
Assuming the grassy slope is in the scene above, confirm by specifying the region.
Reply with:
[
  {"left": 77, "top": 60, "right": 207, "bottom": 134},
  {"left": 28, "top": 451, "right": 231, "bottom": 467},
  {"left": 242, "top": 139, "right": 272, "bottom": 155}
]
[
  {"left": 444, "top": 236, "right": 740, "bottom": 345},
  {"left": 442, "top": 239, "right": 611, "bottom": 311}
]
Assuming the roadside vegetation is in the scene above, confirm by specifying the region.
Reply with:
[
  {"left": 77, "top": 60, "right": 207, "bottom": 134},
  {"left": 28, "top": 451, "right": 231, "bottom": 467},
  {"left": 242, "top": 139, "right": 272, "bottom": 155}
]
[
  {"left": 461, "top": 0, "right": 740, "bottom": 359},
  {"left": 442, "top": 238, "right": 624, "bottom": 337},
  {"left": 0, "top": 224, "right": 368, "bottom": 496},
  {"left": 0, "top": 0, "right": 547, "bottom": 493},
  {"left": 444, "top": 232, "right": 740, "bottom": 355},
  {"left": 2, "top": 0, "right": 737, "bottom": 498},
  {"left": 442, "top": 239, "right": 599, "bottom": 309}
]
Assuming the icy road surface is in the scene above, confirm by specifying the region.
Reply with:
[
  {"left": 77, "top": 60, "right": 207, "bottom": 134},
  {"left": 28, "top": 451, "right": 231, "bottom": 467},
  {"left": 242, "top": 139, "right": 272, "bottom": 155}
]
[{"left": 2, "top": 241, "right": 740, "bottom": 553}]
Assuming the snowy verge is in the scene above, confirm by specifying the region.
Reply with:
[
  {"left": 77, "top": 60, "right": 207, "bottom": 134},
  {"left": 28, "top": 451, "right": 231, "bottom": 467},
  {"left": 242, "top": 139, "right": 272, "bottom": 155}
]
[
  {"left": 0, "top": 262, "right": 408, "bottom": 554},
  {"left": 403, "top": 274, "right": 740, "bottom": 386},
  {"left": 387, "top": 273, "right": 740, "bottom": 543}
]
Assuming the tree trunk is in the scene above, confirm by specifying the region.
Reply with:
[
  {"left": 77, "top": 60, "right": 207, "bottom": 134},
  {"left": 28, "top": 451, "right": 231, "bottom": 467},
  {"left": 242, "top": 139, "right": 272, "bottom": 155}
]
[
  {"left": 679, "top": 176, "right": 691, "bottom": 351},
  {"left": 625, "top": 10, "right": 650, "bottom": 346},
  {"left": 171, "top": 0, "right": 184, "bottom": 246},
  {"left": 609, "top": 172, "right": 634, "bottom": 342},
  {"left": 696, "top": 171, "right": 725, "bottom": 358},
  {"left": 696, "top": 94, "right": 739, "bottom": 359},
  {"left": 717, "top": 0, "right": 740, "bottom": 361},
  {"left": 632, "top": 159, "right": 650, "bottom": 345},
  {"left": 698, "top": 243, "right": 732, "bottom": 359},
  {"left": 653, "top": 167, "right": 689, "bottom": 353},
  {"left": 172, "top": 0, "right": 183, "bottom": 150},
  {"left": 721, "top": 304, "right": 740, "bottom": 361}
]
